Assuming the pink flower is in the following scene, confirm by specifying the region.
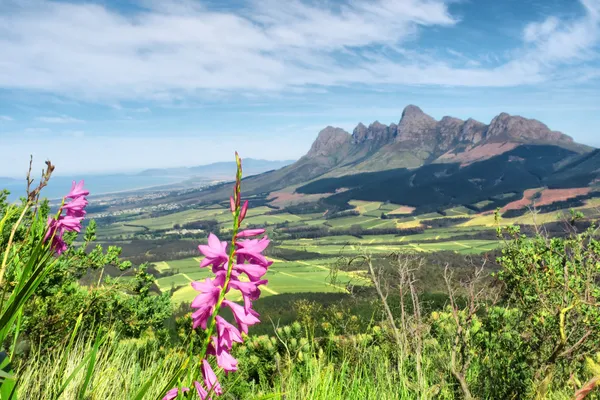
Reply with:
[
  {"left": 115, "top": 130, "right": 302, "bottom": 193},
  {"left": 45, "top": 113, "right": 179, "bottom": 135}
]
[
  {"left": 207, "top": 337, "right": 238, "bottom": 372},
  {"left": 233, "top": 263, "right": 268, "bottom": 282},
  {"left": 190, "top": 274, "right": 225, "bottom": 329},
  {"left": 162, "top": 387, "right": 189, "bottom": 400},
  {"left": 236, "top": 228, "right": 265, "bottom": 238},
  {"left": 199, "top": 234, "right": 228, "bottom": 269},
  {"left": 236, "top": 236, "right": 271, "bottom": 266},
  {"left": 44, "top": 218, "right": 68, "bottom": 255},
  {"left": 216, "top": 316, "right": 243, "bottom": 350},
  {"left": 202, "top": 359, "right": 223, "bottom": 395},
  {"left": 57, "top": 215, "right": 84, "bottom": 233},
  {"left": 222, "top": 299, "right": 260, "bottom": 334},
  {"left": 229, "top": 196, "right": 235, "bottom": 213},
  {"left": 229, "top": 278, "right": 267, "bottom": 301},
  {"left": 63, "top": 195, "right": 88, "bottom": 218},
  {"left": 50, "top": 235, "right": 67, "bottom": 255},
  {"left": 66, "top": 180, "right": 89, "bottom": 199}
]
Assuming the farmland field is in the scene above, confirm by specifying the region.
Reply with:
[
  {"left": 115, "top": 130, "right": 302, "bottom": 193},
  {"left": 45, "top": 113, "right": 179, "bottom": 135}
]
[{"left": 96, "top": 193, "right": 600, "bottom": 305}]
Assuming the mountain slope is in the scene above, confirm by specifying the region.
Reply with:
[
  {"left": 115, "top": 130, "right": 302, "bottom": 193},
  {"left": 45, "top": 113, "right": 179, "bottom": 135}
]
[{"left": 296, "top": 145, "right": 596, "bottom": 213}]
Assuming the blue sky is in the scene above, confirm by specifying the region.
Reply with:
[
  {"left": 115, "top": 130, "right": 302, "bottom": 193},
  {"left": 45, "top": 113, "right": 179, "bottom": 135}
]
[{"left": 1, "top": 0, "right": 600, "bottom": 177}]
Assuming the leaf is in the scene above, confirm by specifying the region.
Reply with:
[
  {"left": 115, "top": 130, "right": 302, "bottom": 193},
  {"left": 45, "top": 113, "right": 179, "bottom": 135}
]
[
  {"left": 0, "top": 351, "right": 17, "bottom": 400},
  {"left": 77, "top": 330, "right": 102, "bottom": 398}
]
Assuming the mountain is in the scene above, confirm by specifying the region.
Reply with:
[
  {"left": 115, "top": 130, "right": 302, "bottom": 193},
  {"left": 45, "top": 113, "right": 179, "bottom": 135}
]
[
  {"left": 231, "top": 105, "right": 590, "bottom": 191},
  {"left": 138, "top": 158, "right": 295, "bottom": 180},
  {"left": 167, "top": 105, "right": 595, "bottom": 209},
  {"left": 300, "top": 105, "right": 589, "bottom": 177}
]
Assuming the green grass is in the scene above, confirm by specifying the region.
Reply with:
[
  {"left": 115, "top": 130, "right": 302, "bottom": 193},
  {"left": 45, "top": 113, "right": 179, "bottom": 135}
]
[
  {"left": 127, "top": 208, "right": 228, "bottom": 230},
  {"left": 154, "top": 256, "right": 370, "bottom": 304},
  {"left": 17, "top": 334, "right": 186, "bottom": 399}
]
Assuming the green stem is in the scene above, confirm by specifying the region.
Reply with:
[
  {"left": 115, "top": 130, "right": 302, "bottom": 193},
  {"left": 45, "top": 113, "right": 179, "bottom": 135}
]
[
  {"left": 197, "top": 156, "right": 244, "bottom": 364},
  {"left": 0, "top": 204, "right": 31, "bottom": 288}
]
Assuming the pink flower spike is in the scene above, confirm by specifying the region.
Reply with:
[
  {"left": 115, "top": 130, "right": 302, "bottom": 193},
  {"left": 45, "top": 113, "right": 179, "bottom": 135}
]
[
  {"left": 162, "top": 387, "right": 190, "bottom": 400},
  {"left": 236, "top": 229, "right": 266, "bottom": 238},
  {"left": 66, "top": 180, "right": 89, "bottom": 199},
  {"left": 216, "top": 316, "right": 243, "bottom": 349},
  {"left": 198, "top": 233, "right": 229, "bottom": 268},
  {"left": 202, "top": 359, "right": 223, "bottom": 395},
  {"left": 239, "top": 200, "right": 249, "bottom": 222}
]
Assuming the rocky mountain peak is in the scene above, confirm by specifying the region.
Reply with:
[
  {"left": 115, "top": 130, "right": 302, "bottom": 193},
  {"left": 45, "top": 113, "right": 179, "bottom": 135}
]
[
  {"left": 397, "top": 104, "right": 437, "bottom": 142},
  {"left": 401, "top": 104, "right": 426, "bottom": 118},
  {"left": 306, "top": 126, "right": 351, "bottom": 158},
  {"left": 487, "top": 113, "right": 574, "bottom": 144},
  {"left": 352, "top": 120, "right": 394, "bottom": 144}
]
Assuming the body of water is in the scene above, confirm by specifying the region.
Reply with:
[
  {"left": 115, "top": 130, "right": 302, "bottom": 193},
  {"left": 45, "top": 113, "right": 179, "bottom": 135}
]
[{"left": 1, "top": 174, "right": 185, "bottom": 202}]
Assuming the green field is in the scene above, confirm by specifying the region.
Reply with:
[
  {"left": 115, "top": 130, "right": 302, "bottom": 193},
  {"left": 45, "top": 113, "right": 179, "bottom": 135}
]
[
  {"left": 96, "top": 194, "right": 600, "bottom": 304},
  {"left": 152, "top": 256, "right": 368, "bottom": 304}
]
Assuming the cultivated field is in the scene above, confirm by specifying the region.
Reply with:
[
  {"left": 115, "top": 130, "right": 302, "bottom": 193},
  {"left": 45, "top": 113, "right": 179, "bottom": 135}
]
[{"left": 96, "top": 194, "right": 600, "bottom": 304}]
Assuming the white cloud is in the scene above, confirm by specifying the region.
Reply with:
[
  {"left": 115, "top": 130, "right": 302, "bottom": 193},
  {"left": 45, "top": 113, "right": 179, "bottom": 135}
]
[
  {"left": 0, "top": 115, "right": 13, "bottom": 121},
  {"left": 522, "top": 0, "right": 600, "bottom": 63},
  {"left": 36, "top": 115, "right": 84, "bottom": 123},
  {"left": 0, "top": 0, "right": 598, "bottom": 101}
]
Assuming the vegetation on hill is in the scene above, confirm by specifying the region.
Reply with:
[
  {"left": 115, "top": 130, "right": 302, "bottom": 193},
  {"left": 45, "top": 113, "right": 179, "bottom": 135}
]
[{"left": 2, "top": 156, "right": 600, "bottom": 399}]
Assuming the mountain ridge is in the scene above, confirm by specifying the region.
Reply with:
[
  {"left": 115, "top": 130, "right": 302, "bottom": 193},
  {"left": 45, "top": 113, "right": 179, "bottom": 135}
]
[{"left": 167, "top": 105, "right": 596, "bottom": 208}]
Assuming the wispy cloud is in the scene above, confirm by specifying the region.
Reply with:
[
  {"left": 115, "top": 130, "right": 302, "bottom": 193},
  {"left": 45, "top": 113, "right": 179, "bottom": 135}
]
[
  {"left": 0, "top": 115, "right": 13, "bottom": 121},
  {"left": 35, "top": 115, "right": 84, "bottom": 123},
  {"left": 522, "top": 0, "right": 600, "bottom": 63},
  {"left": 0, "top": 0, "right": 598, "bottom": 102}
]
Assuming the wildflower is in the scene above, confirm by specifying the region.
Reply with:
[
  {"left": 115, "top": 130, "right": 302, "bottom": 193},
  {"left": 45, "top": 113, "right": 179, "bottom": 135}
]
[
  {"left": 44, "top": 218, "right": 68, "bottom": 255},
  {"left": 66, "top": 180, "right": 89, "bottom": 199},
  {"left": 44, "top": 180, "right": 88, "bottom": 255},
  {"left": 62, "top": 195, "right": 88, "bottom": 218},
  {"left": 222, "top": 299, "right": 260, "bottom": 334},
  {"left": 194, "top": 381, "right": 212, "bottom": 400},
  {"left": 236, "top": 236, "right": 271, "bottom": 266},
  {"left": 233, "top": 263, "right": 268, "bottom": 282},
  {"left": 215, "top": 316, "right": 243, "bottom": 349},
  {"left": 57, "top": 215, "right": 84, "bottom": 233},
  {"left": 162, "top": 387, "right": 189, "bottom": 400},
  {"left": 176, "top": 153, "right": 272, "bottom": 400},
  {"left": 229, "top": 278, "right": 267, "bottom": 301},
  {"left": 202, "top": 359, "right": 223, "bottom": 395},
  {"left": 190, "top": 273, "right": 225, "bottom": 329},
  {"left": 199, "top": 233, "right": 228, "bottom": 269},
  {"left": 207, "top": 336, "right": 239, "bottom": 372}
]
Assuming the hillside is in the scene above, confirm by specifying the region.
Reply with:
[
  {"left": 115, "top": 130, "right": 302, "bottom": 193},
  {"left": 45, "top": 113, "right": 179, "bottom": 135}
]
[{"left": 296, "top": 145, "right": 600, "bottom": 213}]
